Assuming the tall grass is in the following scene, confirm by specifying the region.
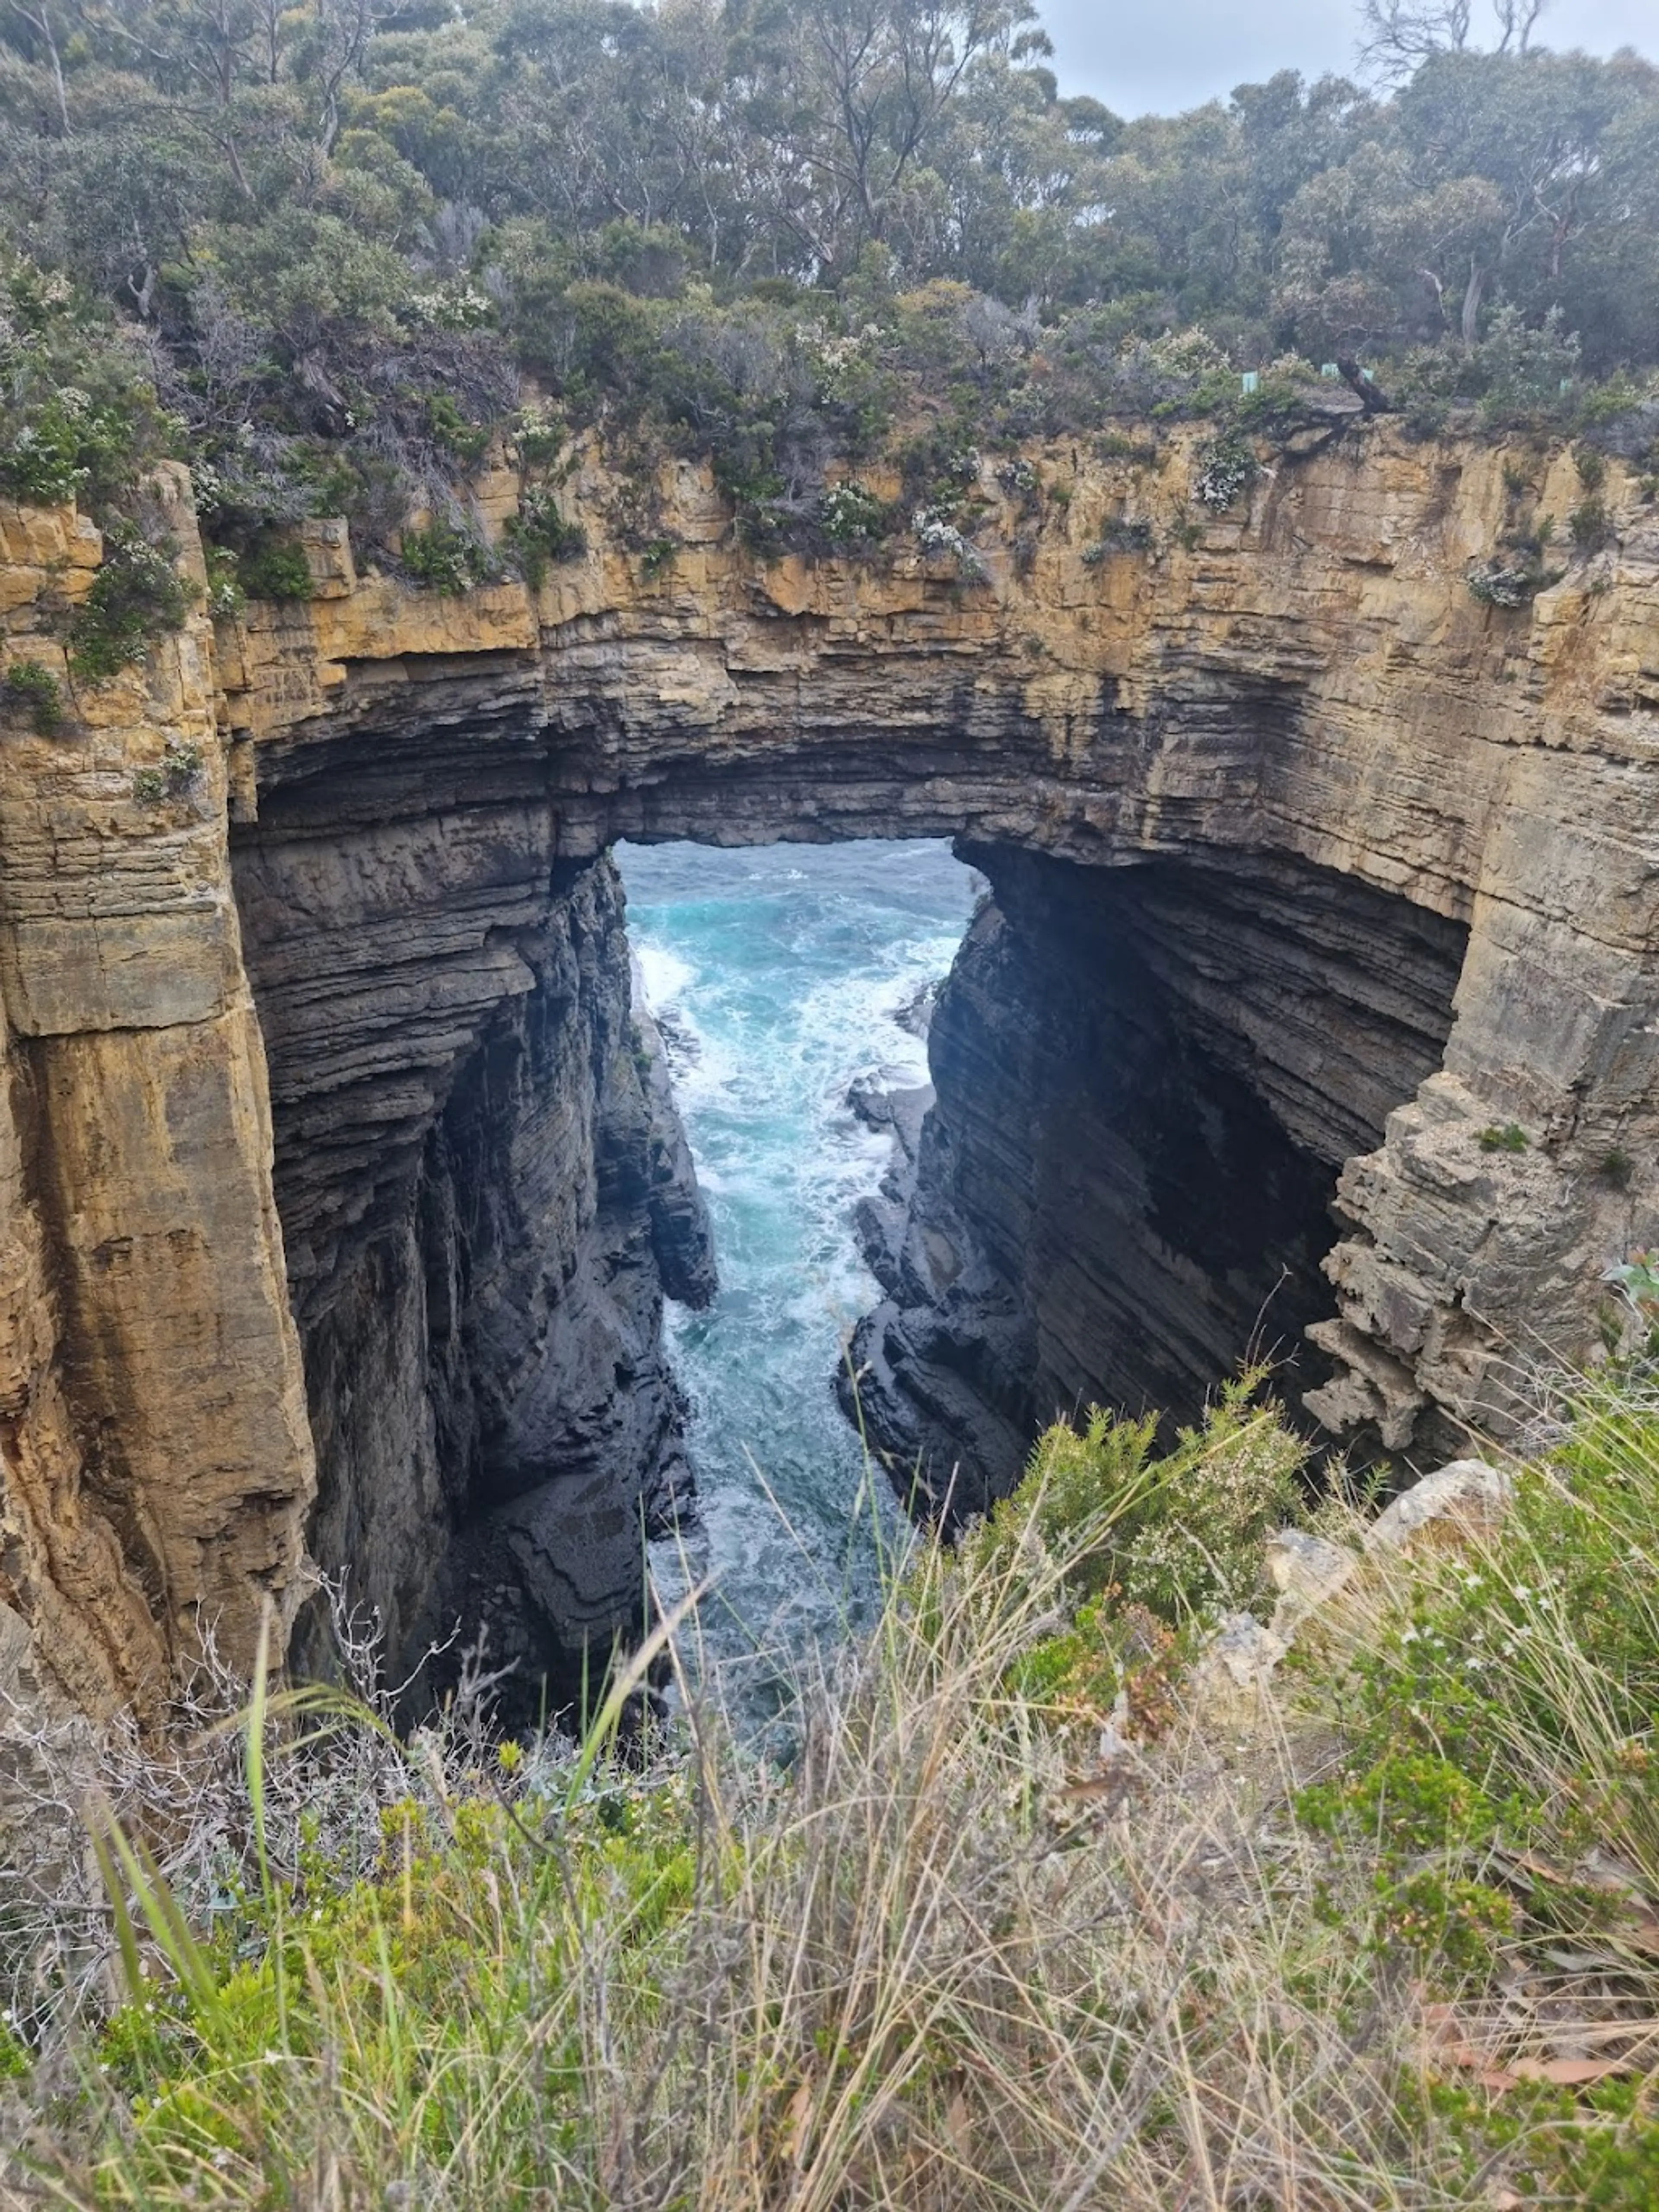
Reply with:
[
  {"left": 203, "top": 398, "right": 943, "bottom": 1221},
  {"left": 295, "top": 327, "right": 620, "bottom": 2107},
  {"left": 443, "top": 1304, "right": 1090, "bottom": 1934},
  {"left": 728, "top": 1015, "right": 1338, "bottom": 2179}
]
[{"left": 9, "top": 1378, "right": 1659, "bottom": 2206}]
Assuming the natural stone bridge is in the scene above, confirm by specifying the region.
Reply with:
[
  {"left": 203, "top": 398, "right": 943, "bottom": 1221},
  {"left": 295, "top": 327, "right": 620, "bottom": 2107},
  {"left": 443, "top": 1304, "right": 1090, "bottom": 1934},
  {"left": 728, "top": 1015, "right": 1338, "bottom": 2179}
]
[{"left": 3, "top": 421, "right": 1656, "bottom": 1723}]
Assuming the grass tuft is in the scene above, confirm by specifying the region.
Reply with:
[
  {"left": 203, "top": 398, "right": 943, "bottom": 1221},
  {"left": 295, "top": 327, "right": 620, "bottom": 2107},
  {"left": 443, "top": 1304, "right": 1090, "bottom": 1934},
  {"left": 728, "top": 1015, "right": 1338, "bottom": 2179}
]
[{"left": 9, "top": 1379, "right": 1659, "bottom": 2203}]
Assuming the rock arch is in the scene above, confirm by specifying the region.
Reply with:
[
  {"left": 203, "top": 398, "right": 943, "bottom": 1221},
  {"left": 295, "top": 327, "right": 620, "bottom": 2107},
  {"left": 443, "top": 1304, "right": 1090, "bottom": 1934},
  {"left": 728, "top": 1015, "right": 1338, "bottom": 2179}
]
[{"left": 2, "top": 421, "right": 1656, "bottom": 1716}]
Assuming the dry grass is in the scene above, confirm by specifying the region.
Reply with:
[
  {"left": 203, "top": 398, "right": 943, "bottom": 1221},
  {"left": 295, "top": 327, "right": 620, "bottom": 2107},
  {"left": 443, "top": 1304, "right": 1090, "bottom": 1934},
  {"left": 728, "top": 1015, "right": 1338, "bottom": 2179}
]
[{"left": 8, "top": 1390, "right": 1659, "bottom": 2208}]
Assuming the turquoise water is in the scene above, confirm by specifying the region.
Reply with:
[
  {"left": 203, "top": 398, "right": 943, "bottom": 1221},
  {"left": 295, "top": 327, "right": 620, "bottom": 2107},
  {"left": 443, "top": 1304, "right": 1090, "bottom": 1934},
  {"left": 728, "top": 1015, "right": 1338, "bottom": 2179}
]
[{"left": 617, "top": 838, "right": 979, "bottom": 1711}]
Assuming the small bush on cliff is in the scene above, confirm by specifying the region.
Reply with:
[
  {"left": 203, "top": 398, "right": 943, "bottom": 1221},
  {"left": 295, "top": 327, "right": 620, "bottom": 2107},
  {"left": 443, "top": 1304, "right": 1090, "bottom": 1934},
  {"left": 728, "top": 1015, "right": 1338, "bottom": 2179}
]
[
  {"left": 0, "top": 264, "right": 176, "bottom": 517},
  {"left": 399, "top": 516, "right": 497, "bottom": 595},
  {"left": 967, "top": 1369, "right": 1308, "bottom": 1635},
  {"left": 64, "top": 525, "right": 195, "bottom": 684},
  {"left": 235, "top": 534, "right": 313, "bottom": 602},
  {"left": 130, "top": 740, "right": 201, "bottom": 803},
  {"left": 3, "top": 659, "right": 64, "bottom": 733},
  {"left": 501, "top": 490, "right": 587, "bottom": 587}
]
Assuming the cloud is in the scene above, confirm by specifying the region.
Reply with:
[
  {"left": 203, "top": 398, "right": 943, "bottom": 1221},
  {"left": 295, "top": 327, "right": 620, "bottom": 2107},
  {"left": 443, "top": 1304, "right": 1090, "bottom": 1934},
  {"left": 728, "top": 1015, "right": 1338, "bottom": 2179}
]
[{"left": 1040, "top": 0, "right": 1656, "bottom": 116}]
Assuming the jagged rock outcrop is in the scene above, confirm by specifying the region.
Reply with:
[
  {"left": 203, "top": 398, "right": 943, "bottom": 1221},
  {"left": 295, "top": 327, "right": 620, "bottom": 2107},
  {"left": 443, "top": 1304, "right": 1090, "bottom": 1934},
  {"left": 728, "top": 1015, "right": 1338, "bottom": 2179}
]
[{"left": 1, "top": 411, "right": 1657, "bottom": 1719}]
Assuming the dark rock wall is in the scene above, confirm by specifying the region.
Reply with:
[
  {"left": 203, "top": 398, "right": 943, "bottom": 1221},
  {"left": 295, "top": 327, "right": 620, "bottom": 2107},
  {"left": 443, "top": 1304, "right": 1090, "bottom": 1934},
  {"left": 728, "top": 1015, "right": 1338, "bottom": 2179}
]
[
  {"left": 850, "top": 845, "right": 1468, "bottom": 1518},
  {"left": 232, "top": 773, "right": 713, "bottom": 1718}
]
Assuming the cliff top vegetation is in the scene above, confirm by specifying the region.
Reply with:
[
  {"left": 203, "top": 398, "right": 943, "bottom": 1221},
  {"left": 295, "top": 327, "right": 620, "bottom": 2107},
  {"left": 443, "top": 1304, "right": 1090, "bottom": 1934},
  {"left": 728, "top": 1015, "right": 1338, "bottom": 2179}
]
[{"left": 0, "top": 0, "right": 1656, "bottom": 593}]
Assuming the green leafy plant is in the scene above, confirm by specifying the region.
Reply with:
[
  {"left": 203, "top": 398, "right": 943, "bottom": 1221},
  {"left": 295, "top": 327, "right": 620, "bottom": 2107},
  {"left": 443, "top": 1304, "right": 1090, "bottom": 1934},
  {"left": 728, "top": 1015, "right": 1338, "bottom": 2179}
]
[
  {"left": 1569, "top": 496, "right": 1614, "bottom": 554},
  {"left": 965, "top": 1369, "right": 1307, "bottom": 1639},
  {"left": 424, "top": 390, "right": 492, "bottom": 467},
  {"left": 818, "top": 482, "right": 890, "bottom": 544},
  {"left": 398, "top": 517, "right": 496, "bottom": 594},
  {"left": 66, "top": 528, "right": 195, "bottom": 684},
  {"left": 201, "top": 545, "right": 246, "bottom": 618},
  {"left": 235, "top": 534, "right": 313, "bottom": 601},
  {"left": 1190, "top": 434, "right": 1257, "bottom": 511},
  {"left": 1478, "top": 1121, "right": 1529, "bottom": 1153},
  {"left": 502, "top": 490, "right": 586, "bottom": 586},
  {"left": 3, "top": 659, "right": 64, "bottom": 733},
  {"left": 130, "top": 741, "right": 202, "bottom": 803}
]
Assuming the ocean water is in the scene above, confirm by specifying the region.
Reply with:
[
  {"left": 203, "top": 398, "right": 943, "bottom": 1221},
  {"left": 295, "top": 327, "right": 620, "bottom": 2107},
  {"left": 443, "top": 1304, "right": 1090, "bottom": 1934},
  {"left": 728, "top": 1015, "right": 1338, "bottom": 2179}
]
[{"left": 617, "top": 838, "right": 980, "bottom": 1716}]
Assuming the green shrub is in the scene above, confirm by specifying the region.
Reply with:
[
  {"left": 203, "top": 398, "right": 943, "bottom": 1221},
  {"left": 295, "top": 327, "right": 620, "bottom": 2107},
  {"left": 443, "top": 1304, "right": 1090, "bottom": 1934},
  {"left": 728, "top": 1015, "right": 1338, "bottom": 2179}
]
[
  {"left": 66, "top": 528, "right": 195, "bottom": 684},
  {"left": 966, "top": 1369, "right": 1307, "bottom": 1633},
  {"left": 514, "top": 403, "right": 571, "bottom": 471},
  {"left": 1478, "top": 1120, "right": 1529, "bottom": 1152},
  {"left": 398, "top": 517, "right": 496, "bottom": 594},
  {"left": 131, "top": 741, "right": 202, "bottom": 803},
  {"left": 3, "top": 659, "right": 64, "bottom": 733},
  {"left": 235, "top": 534, "right": 313, "bottom": 602},
  {"left": 1569, "top": 496, "right": 1614, "bottom": 554},
  {"left": 424, "top": 391, "right": 492, "bottom": 467},
  {"left": 1191, "top": 434, "right": 1256, "bottom": 511},
  {"left": 0, "top": 384, "right": 137, "bottom": 508},
  {"left": 201, "top": 546, "right": 245, "bottom": 618},
  {"left": 0, "top": 267, "right": 175, "bottom": 517},
  {"left": 1294, "top": 1378, "right": 1659, "bottom": 1985},
  {"left": 818, "top": 482, "right": 890, "bottom": 544},
  {"left": 501, "top": 490, "right": 586, "bottom": 586}
]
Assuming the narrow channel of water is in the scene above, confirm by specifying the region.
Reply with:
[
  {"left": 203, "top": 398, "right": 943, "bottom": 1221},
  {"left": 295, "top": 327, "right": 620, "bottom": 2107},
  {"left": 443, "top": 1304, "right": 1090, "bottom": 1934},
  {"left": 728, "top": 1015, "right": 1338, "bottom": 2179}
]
[{"left": 617, "top": 838, "right": 979, "bottom": 1718}]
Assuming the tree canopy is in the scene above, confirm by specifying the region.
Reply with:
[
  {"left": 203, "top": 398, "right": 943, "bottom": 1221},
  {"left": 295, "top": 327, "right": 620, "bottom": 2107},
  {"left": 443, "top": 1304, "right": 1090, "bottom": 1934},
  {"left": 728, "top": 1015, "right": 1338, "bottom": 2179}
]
[{"left": 0, "top": 0, "right": 1654, "bottom": 582}]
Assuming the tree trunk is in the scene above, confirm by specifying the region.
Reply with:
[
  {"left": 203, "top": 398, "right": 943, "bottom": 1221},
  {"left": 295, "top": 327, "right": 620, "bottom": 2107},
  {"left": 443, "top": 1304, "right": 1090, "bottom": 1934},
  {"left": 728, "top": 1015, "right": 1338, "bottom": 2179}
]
[{"left": 1460, "top": 259, "right": 1487, "bottom": 347}]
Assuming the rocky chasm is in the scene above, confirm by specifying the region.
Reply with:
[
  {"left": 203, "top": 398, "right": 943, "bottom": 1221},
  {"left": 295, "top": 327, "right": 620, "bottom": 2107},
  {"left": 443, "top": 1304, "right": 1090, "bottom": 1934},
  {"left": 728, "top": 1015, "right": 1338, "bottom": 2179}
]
[{"left": 2, "top": 417, "right": 1658, "bottom": 1725}]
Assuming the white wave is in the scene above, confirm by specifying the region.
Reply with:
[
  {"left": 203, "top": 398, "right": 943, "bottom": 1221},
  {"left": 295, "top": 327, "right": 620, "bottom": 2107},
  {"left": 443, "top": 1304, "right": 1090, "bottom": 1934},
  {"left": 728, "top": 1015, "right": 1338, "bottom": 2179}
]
[{"left": 634, "top": 939, "right": 695, "bottom": 1010}]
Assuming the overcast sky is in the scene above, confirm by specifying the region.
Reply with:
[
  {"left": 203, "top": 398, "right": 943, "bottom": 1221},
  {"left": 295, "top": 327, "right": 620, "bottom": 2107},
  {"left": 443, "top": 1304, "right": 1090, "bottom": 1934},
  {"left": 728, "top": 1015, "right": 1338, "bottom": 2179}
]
[{"left": 1039, "top": 0, "right": 1657, "bottom": 115}]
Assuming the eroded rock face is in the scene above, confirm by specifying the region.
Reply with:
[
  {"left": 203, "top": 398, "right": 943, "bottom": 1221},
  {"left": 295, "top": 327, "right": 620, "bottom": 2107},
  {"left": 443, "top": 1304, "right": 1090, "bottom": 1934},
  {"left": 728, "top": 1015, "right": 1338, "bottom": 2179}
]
[
  {"left": 844, "top": 844, "right": 1470, "bottom": 1512},
  {"left": 2, "top": 411, "right": 1657, "bottom": 1721},
  {"left": 0, "top": 473, "right": 313, "bottom": 1725},
  {"left": 231, "top": 769, "right": 715, "bottom": 1713}
]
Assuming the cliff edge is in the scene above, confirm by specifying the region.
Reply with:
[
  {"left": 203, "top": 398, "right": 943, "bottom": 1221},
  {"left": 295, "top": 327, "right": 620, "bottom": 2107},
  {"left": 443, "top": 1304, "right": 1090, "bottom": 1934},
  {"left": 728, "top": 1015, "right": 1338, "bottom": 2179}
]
[{"left": 1, "top": 413, "right": 1656, "bottom": 1717}]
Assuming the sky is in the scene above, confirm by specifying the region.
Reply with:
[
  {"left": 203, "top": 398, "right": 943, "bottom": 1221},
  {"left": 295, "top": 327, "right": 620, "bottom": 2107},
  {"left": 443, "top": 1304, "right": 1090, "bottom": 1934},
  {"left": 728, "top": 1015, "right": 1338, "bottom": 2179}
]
[{"left": 1038, "top": 0, "right": 1657, "bottom": 115}]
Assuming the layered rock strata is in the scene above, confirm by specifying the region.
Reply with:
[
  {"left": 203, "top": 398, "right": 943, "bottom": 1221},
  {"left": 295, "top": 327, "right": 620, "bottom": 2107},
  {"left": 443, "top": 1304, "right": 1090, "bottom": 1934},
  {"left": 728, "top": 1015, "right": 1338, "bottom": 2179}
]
[
  {"left": 0, "top": 472, "right": 312, "bottom": 1724},
  {"left": 231, "top": 759, "right": 716, "bottom": 1713},
  {"left": 1, "top": 412, "right": 1656, "bottom": 1722},
  {"left": 846, "top": 845, "right": 1469, "bottom": 1515}
]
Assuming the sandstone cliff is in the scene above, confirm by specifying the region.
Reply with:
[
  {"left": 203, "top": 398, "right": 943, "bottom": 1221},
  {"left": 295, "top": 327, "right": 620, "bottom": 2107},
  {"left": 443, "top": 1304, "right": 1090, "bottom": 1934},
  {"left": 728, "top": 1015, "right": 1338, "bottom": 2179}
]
[{"left": 2, "top": 412, "right": 1656, "bottom": 1717}]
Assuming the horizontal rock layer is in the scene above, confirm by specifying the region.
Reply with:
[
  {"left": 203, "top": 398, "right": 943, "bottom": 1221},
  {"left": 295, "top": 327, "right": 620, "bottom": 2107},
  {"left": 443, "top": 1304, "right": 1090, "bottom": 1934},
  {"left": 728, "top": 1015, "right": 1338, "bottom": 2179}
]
[
  {"left": 2, "top": 414, "right": 1656, "bottom": 1720},
  {"left": 846, "top": 844, "right": 1468, "bottom": 1515}
]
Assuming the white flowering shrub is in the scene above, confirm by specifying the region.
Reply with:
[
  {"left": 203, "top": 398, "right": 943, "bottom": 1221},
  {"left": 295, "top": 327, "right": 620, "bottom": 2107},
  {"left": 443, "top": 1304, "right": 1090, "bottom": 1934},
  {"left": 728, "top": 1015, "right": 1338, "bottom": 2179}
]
[
  {"left": 1191, "top": 436, "right": 1257, "bottom": 512},
  {"left": 820, "top": 482, "right": 886, "bottom": 542},
  {"left": 912, "top": 503, "right": 987, "bottom": 579},
  {"left": 405, "top": 283, "right": 496, "bottom": 330}
]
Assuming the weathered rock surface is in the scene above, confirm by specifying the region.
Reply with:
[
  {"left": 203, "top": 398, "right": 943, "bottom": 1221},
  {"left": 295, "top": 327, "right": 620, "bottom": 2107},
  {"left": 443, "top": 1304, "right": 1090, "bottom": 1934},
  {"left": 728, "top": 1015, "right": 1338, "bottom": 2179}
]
[
  {"left": 0, "top": 472, "right": 312, "bottom": 1723},
  {"left": 233, "top": 793, "right": 716, "bottom": 1714},
  {"left": 1, "top": 411, "right": 1656, "bottom": 1720},
  {"left": 846, "top": 840, "right": 1469, "bottom": 1512}
]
